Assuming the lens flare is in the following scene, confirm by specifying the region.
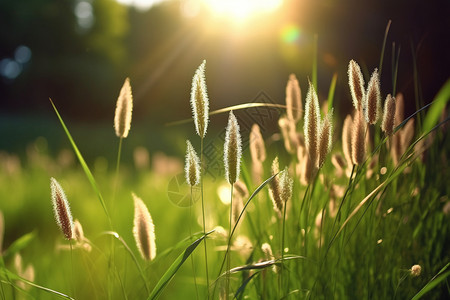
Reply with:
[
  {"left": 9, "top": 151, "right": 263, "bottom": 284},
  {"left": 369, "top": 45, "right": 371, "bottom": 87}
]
[
  {"left": 205, "top": 0, "right": 283, "bottom": 22},
  {"left": 281, "top": 24, "right": 301, "bottom": 44}
]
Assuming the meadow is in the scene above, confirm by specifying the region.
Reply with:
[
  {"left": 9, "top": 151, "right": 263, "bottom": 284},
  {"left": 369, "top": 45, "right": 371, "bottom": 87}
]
[{"left": 1, "top": 50, "right": 449, "bottom": 300}]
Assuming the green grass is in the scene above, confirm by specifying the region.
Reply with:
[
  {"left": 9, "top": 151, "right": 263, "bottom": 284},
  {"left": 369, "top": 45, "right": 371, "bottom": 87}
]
[{"left": 1, "top": 66, "right": 449, "bottom": 299}]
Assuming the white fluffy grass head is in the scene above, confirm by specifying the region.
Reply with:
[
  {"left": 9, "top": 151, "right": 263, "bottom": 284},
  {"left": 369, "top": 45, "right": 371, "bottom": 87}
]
[
  {"left": 269, "top": 157, "right": 283, "bottom": 214},
  {"left": 132, "top": 193, "right": 156, "bottom": 261},
  {"left": 224, "top": 111, "right": 242, "bottom": 184},
  {"left": 318, "top": 110, "right": 333, "bottom": 168},
  {"left": 250, "top": 124, "right": 266, "bottom": 163},
  {"left": 342, "top": 114, "right": 353, "bottom": 166},
  {"left": 279, "top": 167, "right": 293, "bottom": 204},
  {"left": 304, "top": 80, "right": 321, "bottom": 167},
  {"left": 114, "top": 77, "right": 133, "bottom": 138},
  {"left": 185, "top": 140, "right": 201, "bottom": 186},
  {"left": 364, "top": 69, "right": 381, "bottom": 124},
  {"left": 50, "top": 177, "right": 74, "bottom": 240},
  {"left": 348, "top": 60, "right": 365, "bottom": 110},
  {"left": 190, "top": 60, "right": 209, "bottom": 138},
  {"left": 286, "top": 73, "right": 302, "bottom": 122},
  {"left": 381, "top": 94, "right": 396, "bottom": 136},
  {"left": 410, "top": 264, "right": 422, "bottom": 277},
  {"left": 351, "top": 111, "right": 366, "bottom": 165}
]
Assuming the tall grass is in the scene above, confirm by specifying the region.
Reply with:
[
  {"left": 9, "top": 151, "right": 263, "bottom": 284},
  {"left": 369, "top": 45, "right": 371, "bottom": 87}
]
[{"left": 0, "top": 37, "right": 449, "bottom": 300}]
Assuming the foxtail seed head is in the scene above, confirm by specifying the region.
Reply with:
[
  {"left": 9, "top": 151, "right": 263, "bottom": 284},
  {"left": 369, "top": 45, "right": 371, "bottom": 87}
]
[
  {"left": 381, "top": 94, "right": 396, "bottom": 136},
  {"left": 185, "top": 140, "right": 200, "bottom": 186},
  {"left": 331, "top": 153, "right": 346, "bottom": 177},
  {"left": 395, "top": 93, "right": 405, "bottom": 126},
  {"left": 190, "top": 60, "right": 209, "bottom": 138},
  {"left": 351, "top": 111, "right": 366, "bottom": 165},
  {"left": 250, "top": 124, "right": 266, "bottom": 163},
  {"left": 279, "top": 167, "right": 293, "bottom": 204},
  {"left": 224, "top": 111, "right": 242, "bottom": 184},
  {"left": 132, "top": 193, "right": 156, "bottom": 261},
  {"left": 318, "top": 110, "right": 333, "bottom": 168},
  {"left": 364, "top": 69, "right": 381, "bottom": 124},
  {"left": 50, "top": 177, "right": 74, "bottom": 240},
  {"left": 401, "top": 118, "right": 415, "bottom": 153},
  {"left": 114, "top": 77, "right": 133, "bottom": 138},
  {"left": 234, "top": 180, "right": 249, "bottom": 200},
  {"left": 300, "top": 154, "right": 315, "bottom": 185},
  {"left": 286, "top": 74, "right": 302, "bottom": 122},
  {"left": 348, "top": 60, "right": 365, "bottom": 110},
  {"left": 279, "top": 116, "right": 299, "bottom": 154},
  {"left": 73, "top": 219, "right": 84, "bottom": 242},
  {"left": 269, "top": 157, "right": 283, "bottom": 214},
  {"left": 392, "top": 118, "right": 416, "bottom": 165},
  {"left": 411, "top": 264, "right": 422, "bottom": 277},
  {"left": 261, "top": 243, "right": 274, "bottom": 259},
  {"left": 304, "top": 80, "right": 321, "bottom": 166},
  {"left": 342, "top": 114, "right": 353, "bottom": 166}
]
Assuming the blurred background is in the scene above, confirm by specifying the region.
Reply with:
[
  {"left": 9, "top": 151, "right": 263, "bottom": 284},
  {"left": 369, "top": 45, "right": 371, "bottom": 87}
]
[{"left": 0, "top": 0, "right": 449, "bottom": 161}]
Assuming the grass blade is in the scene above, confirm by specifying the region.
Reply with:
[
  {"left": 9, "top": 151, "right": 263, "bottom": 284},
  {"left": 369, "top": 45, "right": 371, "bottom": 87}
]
[
  {"left": 312, "top": 34, "right": 318, "bottom": 91},
  {"left": 411, "top": 262, "right": 450, "bottom": 300},
  {"left": 100, "top": 231, "right": 150, "bottom": 294},
  {"left": 235, "top": 271, "right": 260, "bottom": 300},
  {"left": 327, "top": 73, "right": 338, "bottom": 112},
  {"left": 147, "top": 230, "right": 214, "bottom": 300},
  {"left": 223, "top": 256, "right": 305, "bottom": 275},
  {"left": 215, "top": 172, "right": 279, "bottom": 288},
  {"left": 378, "top": 19, "right": 391, "bottom": 78},
  {"left": 165, "top": 103, "right": 287, "bottom": 127},
  {"left": 3, "top": 231, "right": 36, "bottom": 260},
  {"left": 422, "top": 78, "right": 450, "bottom": 134},
  {"left": 1, "top": 268, "right": 74, "bottom": 300},
  {"left": 49, "top": 98, "right": 110, "bottom": 222}
]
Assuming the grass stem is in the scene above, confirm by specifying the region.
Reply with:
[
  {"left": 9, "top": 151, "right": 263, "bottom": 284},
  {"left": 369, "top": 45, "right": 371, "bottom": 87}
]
[
  {"left": 199, "top": 137, "right": 210, "bottom": 299},
  {"left": 190, "top": 186, "right": 199, "bottom": 299}
]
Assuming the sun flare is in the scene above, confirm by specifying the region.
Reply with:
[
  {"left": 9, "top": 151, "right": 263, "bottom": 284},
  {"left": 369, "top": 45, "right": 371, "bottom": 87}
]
[{"left": 205, "top": 0, "right": 283, "bottom": 22}]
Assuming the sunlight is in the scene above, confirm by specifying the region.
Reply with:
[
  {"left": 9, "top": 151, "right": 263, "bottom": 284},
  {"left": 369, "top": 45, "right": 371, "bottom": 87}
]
[
  {"left": 205, "top": 0, "right": 283, "bottom": 22},
  {"left": 115, "top": 0, "right": 166, "bottom": 11}
]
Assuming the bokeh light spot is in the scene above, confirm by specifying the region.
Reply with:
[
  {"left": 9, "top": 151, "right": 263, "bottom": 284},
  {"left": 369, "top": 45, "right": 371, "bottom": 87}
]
[
  {"left": 281, "top": 24, "right": 301, "bottom": 44},
  {"left": 180, "top": 0, "right": 201, "bottom": 18},
  {"left": 0, "top": 58, "right": 22, "bottom": 79},
  {"left": 75, "top": 1, "right": 95, "bottom": 30},
  {"left": 14, "top": 45, "right": 32, "bottom": 64}
]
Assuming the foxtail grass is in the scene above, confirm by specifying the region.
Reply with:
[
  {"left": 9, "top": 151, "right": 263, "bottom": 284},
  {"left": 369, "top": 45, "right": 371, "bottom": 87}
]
[
  {"left": 351, "top": 111, "right": 366, "bottom": 165},
  {"left": 269, "top": 157, "right": 282, "bottom": 215},
  {"left": 50, "top": 178, "right": 74, "bottom": 240},
  {"left": 249, "top": 124, "right": 266, "bottom": 185},
  {"left": 224, "top": 111, "right": 242, "bottom": 185},
  {"left": 342, "top": 114, "right": 354, "bottom": 168},
  {"left": 190, "top": 60, "right": 210, "bottom": 297},
  {"left": 191, "top": 60, "right": 209, "bottom": 139},
  {"left": 185, "top": 139, "right": 201, "bottom": 299},
  {"left": 278, "top": 168, "right": 293, "bottom": 297},
  {"left": 114, "top": 78, "right": 133, "bottom": 139},
  {"left": 132, "top": 193, "right": 156, "bottom": 261},
  {"left": 113, "top": 77, "right": 134, "bottom": 208},
  {"left": 364, "top": 69, "right": 381, "bottom": 124},
  {"left": 348, "top": 60, "right": 365, "bottom": 110},
  {"left": 223, "top": 110, "right": 242, "bottom": 299},
  {"left": 285, "top": 74, "right": 302, "bottom": 122},
  {"left": 318, "top": 110, "right": 333, "bottom": 169},
  {"left": 381, "top": 94, "right": 396, "bottom": 136},
  {"left": 185, "top": 140, "right": 200, "bottom": 187},
  {"left": 304, "top": 80, "right": 321, "bottom": 167}
]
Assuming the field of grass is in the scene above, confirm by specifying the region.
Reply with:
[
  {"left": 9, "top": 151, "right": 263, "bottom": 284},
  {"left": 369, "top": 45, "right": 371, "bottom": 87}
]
[{"left": 1, "top": 55, "right": 449, "bottom": 300}]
